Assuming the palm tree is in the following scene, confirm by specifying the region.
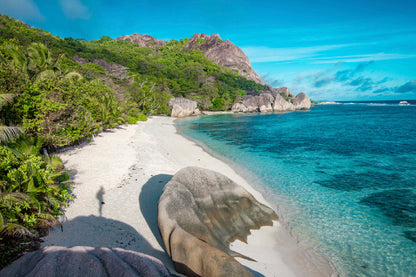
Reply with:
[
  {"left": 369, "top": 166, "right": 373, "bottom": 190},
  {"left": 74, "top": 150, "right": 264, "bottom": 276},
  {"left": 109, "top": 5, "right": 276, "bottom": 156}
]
[
  {"left": 1, "top": 42, "right": 75, "bottom": 83},
  {"left": 0, "top": 93, "right": 22, "bottom": 144},
  {"left": 27, "top": 42, "right": 64, "bottom": 82},
  {"left": 0, "top": 139, "right": 68, "bottom": 238}
]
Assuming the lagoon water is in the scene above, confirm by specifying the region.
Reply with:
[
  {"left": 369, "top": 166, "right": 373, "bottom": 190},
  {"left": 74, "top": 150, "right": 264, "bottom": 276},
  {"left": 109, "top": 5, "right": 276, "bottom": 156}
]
[{"left": 177, "top": 102, "right": 416, "bottom": 276}]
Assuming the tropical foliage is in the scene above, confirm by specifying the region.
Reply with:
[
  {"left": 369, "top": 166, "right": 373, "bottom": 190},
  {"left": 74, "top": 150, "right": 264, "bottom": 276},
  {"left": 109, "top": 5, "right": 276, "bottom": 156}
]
[{"left": 0, "top": 138, "right": 72, "bottom": 268}]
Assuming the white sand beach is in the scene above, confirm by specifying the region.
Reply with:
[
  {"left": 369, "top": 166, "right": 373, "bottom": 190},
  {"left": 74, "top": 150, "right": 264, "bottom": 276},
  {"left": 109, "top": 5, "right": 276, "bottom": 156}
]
[{"left": 42, "top": 116, "right": 335, "bottom": 277}]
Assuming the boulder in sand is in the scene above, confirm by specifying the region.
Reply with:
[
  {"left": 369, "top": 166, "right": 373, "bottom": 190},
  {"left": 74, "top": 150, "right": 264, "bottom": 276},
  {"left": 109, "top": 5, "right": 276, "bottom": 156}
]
[
  {"left": 158, "top": 166, "right": 278, "bottom": 277},
  {"left": 0, "top": 246, "right": 170, "bottom": 277},
  {"left": 169, "top": 97, "right": 198, "bottom": 118}
]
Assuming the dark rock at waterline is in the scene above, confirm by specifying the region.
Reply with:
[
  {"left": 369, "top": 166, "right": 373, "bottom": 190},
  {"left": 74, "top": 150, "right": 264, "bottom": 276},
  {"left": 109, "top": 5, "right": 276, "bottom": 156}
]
[
  {"left": 232, "top": 91, "right": 311, "bottom": 113},
  {"left": 158, "top": 166, "right": 278, "bottom": 277},
  {"left": 0, "top": 246, "right": 170, "bottom": 277}
]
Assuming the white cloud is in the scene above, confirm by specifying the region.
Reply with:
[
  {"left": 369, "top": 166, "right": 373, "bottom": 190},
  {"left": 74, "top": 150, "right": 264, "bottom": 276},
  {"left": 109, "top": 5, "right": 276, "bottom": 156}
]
[
  {"left": 242, "top": 44, "right": 356, "bottom": 63},
  {"left": 0, "top": 0, "right": 44, "bottom": 20},
  {"left": 242, "top": 44, "right": 416, "bottom": 65},
  {"left": 59, "top": 0, "right": 91, "bottom": 20},
  {"left": 313, "top": 53, "right": 416, "bottom": 64}
]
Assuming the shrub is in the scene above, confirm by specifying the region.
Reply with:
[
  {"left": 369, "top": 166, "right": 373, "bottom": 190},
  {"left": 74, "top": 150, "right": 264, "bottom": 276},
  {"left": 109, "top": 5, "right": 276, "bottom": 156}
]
[{"left": 0, "top": 138, "right": 72, "bottom": 268}]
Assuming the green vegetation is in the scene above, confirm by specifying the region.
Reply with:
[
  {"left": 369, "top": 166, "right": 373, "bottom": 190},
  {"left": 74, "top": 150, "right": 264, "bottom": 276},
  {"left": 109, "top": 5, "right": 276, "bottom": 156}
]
[
  {"left": 0, "top": 13, "right": 269, "bottom": 267},
  {"left": 280, "top": 92, "right": 293, "bottom": 103},
  {"left": 0, "top": 138, "right": 72, "bottom": 268}
]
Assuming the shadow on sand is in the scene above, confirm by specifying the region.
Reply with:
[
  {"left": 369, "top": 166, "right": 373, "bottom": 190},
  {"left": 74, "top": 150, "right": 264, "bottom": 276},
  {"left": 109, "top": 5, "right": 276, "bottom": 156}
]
[
  {"left": 139, "top": 174, "right": 173, "bottom": 249},
  {"left": 44, "top": 215, "right": 171, "bottom": 267}
]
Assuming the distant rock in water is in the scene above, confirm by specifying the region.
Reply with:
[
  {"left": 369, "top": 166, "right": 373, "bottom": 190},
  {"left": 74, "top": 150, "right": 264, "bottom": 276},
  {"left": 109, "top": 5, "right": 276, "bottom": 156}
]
[
  {"left": 116, "top": 33, "right": 165, "bottom": 48},
  {"left": 293, "top": 92, "right": 312, "bottom": 110},
  {"left": 232, "top": 89, "right": 311, "bottom": 113},
  {"left": 234, "top": 93, "right": 275, "bottom": 113},
  {"left": 158, "top": 166, "right": 278, "bottom": 277},
  {"left": 186, "top": 33, "right": 267, "bottom": 86},
  {"left": 169, "top": 97, "right": 200, "bottom": 117},
  {"left": 0, "top": 246, "right": 170, "bottom": 277}
]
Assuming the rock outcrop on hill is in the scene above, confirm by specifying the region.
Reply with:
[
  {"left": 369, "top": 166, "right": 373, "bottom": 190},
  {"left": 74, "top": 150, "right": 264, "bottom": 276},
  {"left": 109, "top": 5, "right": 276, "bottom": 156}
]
[
  {"left": 93, "top": 59, "right": 129, "bottom": 79},
  {"left": 273, "top": 86, "right": 293, "bottom": 97},
  {"left": 158, "top": 167, "right": 278, "bottom": 277},
  {"left": 0, "top": 246, "right": 170, "bottom": 277},
  {"left": 73, "top": 56, "right": 129, "bottom": 79},
  {"left": 169, "top": 97, "right": 201, "bottom": 117},
  {"left": 116, "top": 33, "right": 165, "bottom": 48},
  {"left": 186, "top": 33, "right": 266, "bottom": 86},
  {"left": 273, "top": 93, "right": 295, "bottom": 111},
  {"left": 232, "top": 88, "right": 311, "bottom": 113}
]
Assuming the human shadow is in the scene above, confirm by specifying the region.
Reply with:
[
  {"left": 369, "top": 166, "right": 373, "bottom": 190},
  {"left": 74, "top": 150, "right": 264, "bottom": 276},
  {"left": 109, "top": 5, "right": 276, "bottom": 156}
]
[
  {"left": 42, "top": 215, "right": 174, "bottom": 271},
  {"left": 96, "top": 186, "right": 105, "bottom": 216},
  {"left": 139, "top": 174, "right": 173, "bottom": 250}
]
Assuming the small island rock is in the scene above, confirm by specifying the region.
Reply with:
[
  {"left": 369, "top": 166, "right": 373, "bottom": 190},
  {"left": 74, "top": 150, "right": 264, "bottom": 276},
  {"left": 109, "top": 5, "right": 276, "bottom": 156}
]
[{"left": 293, "top": 92, "right": 311, "bottom": 110}]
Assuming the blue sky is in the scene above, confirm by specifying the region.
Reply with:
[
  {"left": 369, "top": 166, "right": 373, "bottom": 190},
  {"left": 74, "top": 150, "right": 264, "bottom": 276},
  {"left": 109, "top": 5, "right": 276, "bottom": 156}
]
[{"left": 1, "top": 0, "right": 415, "bottom": 101}]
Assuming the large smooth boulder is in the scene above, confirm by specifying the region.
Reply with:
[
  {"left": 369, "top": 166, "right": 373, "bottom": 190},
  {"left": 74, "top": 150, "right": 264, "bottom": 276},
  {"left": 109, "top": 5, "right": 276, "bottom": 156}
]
[
  {"left": 0, "top": 246, "right": 170, "bottom": 277},
  {"left": 241, "top": 95, "right": 260, "bottom": 112},
  {"left": 273, "top": 93, "right": 295, "bottom": 111},
  {"left": 293, "top": 92, "right": 311, "bottom": 110},
  {"left": 231, "top": 102, "right": 248, "bottom": 113},
  {"left": 258, "top": 93, "right": 274, "bottom": 113},
  {"left": 237, "top": 93, "right": 274, "bottom": 113},
  {"left": 169, "top": 97, "right": 198, "bottom": 118},
  {"left": 158, "top": 167, "right": 278, "bottom": 277}
]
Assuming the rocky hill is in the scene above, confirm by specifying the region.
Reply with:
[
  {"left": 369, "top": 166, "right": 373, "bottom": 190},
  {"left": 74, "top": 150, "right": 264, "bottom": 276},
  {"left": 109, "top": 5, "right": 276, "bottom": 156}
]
[
  {"left": 116, "top": 33, "right": 165, "bottom": 48},
  {"left": 117, "top": 32, "right": 266, "bottom": 86},
  {"left": 186, "top": 33, "right": 266, "bottom": 86}
]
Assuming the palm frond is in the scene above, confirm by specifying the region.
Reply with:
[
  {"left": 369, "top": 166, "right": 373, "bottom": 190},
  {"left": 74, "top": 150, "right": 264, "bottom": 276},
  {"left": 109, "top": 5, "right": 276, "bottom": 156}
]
[
  {"left": 0, "top": 52, "right": 6, "bottom": 64},
  {"left": 33, "top": 69, "right": 56, "bottom": 83},
  {"left": 64, "top": 71, "right": 83, "bottom": 80},
  {"left": 36, "top": 213, "right": 61, "bottom": 229},
  {"left": 0, "top": 125, "right": 23, "bottom": 144},
  {"left": 0, "top": 93, "right": 16, "bottom": 108},
  {"left": 8, "top": 137, "right": 41, "bottom": 156},
  {"left": 0, "top": 223, "right": 33, "bottom": 238},
  {"left": 4, "top": 43, "right": 28, "bottom": 73},
  {"left": 28, "top": 42, "right": 48, "bottom": 71},
  {"left": 0, "top": 192, "right": 30, "bottom": 204}
]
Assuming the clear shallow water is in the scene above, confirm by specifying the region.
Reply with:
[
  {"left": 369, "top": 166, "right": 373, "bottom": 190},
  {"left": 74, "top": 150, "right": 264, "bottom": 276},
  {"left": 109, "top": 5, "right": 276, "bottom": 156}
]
[{"left": 177, "top": 102, "right": 416, "bottom": 276}]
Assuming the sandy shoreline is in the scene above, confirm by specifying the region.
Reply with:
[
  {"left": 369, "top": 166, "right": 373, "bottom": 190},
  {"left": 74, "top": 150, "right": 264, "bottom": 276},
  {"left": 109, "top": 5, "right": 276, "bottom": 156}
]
[{"left": 42, "top": 116, "right": 335, "bottom": 276}]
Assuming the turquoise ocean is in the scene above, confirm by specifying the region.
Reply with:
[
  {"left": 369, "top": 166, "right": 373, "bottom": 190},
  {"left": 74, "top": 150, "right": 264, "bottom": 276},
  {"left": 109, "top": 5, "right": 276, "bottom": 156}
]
[{"left": 176, "top": 101, "right": 416, "bottom": 276}]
